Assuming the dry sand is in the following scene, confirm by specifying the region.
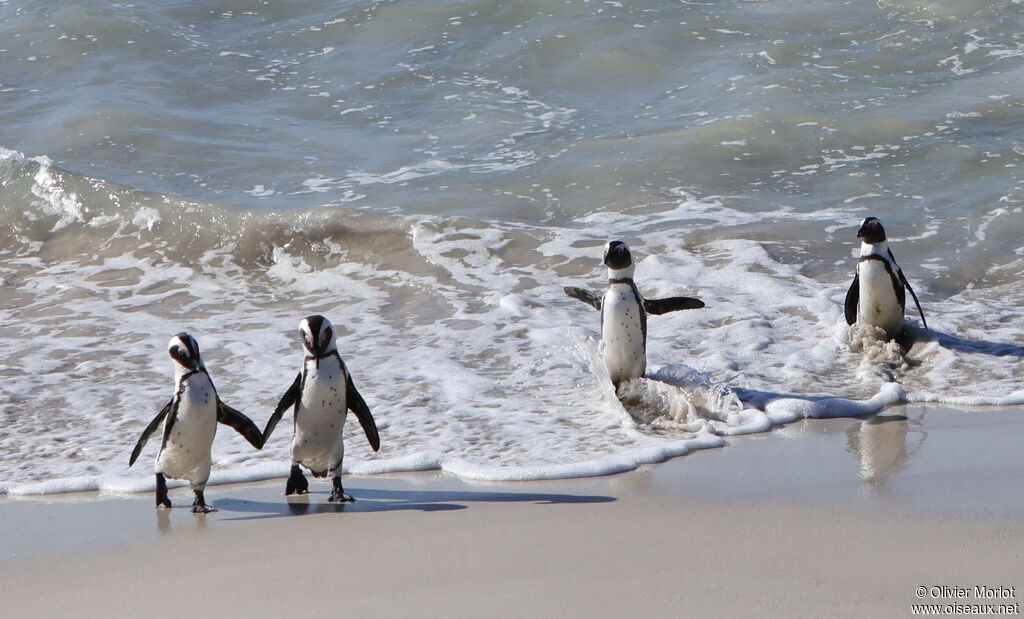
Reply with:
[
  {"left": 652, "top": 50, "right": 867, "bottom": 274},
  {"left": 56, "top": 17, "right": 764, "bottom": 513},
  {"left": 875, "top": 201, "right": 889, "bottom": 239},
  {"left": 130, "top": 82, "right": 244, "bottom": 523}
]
[{"left": 2, "top": 405, "right": 1022, "bottom": 618}]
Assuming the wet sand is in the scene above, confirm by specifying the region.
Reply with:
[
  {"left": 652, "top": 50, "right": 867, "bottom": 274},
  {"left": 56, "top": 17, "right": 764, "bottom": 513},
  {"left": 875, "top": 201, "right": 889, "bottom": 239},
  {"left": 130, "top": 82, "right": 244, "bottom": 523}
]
[{"left": 2, "top": 405, "right": 1022, "bottom": 618}]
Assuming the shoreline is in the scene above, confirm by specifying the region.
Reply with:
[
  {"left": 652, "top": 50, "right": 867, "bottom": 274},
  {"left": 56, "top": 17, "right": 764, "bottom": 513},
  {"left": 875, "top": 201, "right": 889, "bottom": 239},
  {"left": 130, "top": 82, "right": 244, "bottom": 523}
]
[
  {"left": 3, "top": 404, "right": 1022, "bottom": 617},
  {"left": 2, "top": 402, "right": 1022, "bottom": 513},
  {"left": 3, "top": 382, "right": 1016, "bottom": 498}
]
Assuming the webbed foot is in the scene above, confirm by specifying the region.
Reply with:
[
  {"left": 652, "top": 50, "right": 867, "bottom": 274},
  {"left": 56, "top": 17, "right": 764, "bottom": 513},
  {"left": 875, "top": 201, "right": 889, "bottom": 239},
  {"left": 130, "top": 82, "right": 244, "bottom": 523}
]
[
  {"left": 156, "top": 473, "right": 172, "bottom": 509},
  {"left": 192, "top": 489, "right": 216, "bottom": 514},
  {"left": 328, "top": 476, "right": 354, "bottom": 503},
  {"left": 328, "top": 490, "right": 354, "bottom": 503},
  {"left": 285, "top": 464, "right": 309, "bottom": 495}
]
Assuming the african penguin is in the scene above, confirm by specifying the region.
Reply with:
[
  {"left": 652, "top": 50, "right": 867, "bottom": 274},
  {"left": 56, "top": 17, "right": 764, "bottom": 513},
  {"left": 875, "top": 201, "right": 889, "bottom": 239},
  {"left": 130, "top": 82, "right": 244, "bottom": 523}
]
[
  {"left": 844, "top": 217, "right": 928, "bottom": 340},
  {"left": 565, "top": 240, "right": 705, "bottom": 388},
  {"left": 129, "top": 333, "right": 264, "bottom": 513},
  {"left": 261, "top": 315, "right": 380, "bottom": 503}
]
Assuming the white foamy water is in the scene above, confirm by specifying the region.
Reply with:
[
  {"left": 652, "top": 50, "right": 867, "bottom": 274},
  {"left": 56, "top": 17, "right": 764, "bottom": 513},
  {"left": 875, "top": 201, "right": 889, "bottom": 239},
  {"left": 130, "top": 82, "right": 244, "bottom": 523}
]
[
  {"left": 2, "top": 0, "right": 1023, "bottom": 495},
  {"left": 1, "top": 148, "right": 1023, "bottom": 495}
]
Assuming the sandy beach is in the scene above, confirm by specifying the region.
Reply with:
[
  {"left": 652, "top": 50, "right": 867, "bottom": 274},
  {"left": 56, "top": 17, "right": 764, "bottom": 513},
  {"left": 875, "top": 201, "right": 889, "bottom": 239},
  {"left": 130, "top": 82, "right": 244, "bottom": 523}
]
[
  {"left": 3, "top": 2, "right": 1024, "bottom": 617},
  {"left": 2, "top": 404, "right": 1022, "bottom": 618}
]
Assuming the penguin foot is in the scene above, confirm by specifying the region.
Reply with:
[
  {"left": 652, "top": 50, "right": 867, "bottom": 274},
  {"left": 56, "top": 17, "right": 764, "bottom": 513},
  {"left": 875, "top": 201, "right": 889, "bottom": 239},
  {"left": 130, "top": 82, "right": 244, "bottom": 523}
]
[
  {"left": 328, "top": 476, "right": 353, "bottom": 503},
  {"left": 328, "top": 490, "right": 354, "bottom": 503},
  {"left": 192, "top": 489, "right": 216, "bottom": 514},
  {"left": 155, "top": 473, "right": 172, "bottom": 509},
  {"left": 285, "top": 464, "right": 309, "bottom": 495}
]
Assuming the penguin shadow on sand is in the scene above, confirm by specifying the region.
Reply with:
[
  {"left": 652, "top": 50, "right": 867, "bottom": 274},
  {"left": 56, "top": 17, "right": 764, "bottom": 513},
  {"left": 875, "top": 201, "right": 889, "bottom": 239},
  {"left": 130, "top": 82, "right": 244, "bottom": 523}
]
[{"left": 209, "top": 487, "right": 616, "bottom": 522}]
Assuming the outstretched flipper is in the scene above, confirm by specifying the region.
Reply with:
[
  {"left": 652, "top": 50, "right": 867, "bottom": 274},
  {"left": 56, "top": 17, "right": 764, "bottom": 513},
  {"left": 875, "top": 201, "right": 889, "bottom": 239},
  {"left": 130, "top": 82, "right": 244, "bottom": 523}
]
[
  {"left": 216, "top": 401, "right": 264, "bottom": 449},
  {"left": 129, "top": 400, "right": 173, "bottom": 467},
  {"left": 643, "top": 296, "right": 704, "bottom": 315},
  {"left": 564, "top": 286, "right": 602, "bottom": 311},
  {"left": 262, "top": 373, "right": 300, "bottom": 444},
  {"left": 888, "top": 249, "right": 928, "bottom": 330},
  {"left": 844, "top": 274, "right": 859, "bottom": 326},
  {"left": 346, "top": 375, "right": 380, "bottom": 451}
]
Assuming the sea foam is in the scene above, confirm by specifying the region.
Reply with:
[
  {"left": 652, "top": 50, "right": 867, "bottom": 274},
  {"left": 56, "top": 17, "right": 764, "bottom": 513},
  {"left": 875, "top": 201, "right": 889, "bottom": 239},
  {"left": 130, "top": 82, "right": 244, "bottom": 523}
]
[{"left": 0, "top": 151, "right": 1022, "bottom": 496}]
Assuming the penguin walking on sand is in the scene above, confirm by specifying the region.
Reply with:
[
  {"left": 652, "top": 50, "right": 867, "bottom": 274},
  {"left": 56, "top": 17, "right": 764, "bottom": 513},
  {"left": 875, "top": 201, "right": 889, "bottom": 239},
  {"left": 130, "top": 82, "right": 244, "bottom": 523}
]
[
  {"left": 129, "top": 333, "right": 264, "bottom": 513},
  {"left": 261, "top": 315, "right": 380, "bottom": 502},
  {"left": 565, "top": 240, "right": 705, "bottom": 388},
  {"left": 844, "top": 217, "right": 928, "bottom": 340}
]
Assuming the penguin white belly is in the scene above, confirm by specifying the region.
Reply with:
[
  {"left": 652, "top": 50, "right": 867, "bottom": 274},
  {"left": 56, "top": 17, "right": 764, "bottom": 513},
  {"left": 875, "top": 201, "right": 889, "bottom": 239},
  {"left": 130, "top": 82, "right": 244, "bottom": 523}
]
[
  {"left": 291, "top": 359, "right": 348, "bottom": 475},
  {"left": 602, "top": 285, "right": 646, "bottom": 384},
  {"left": 858, "top": 261, "right": 904, "bottom": 338},
  {"left": 156, "top": 374, "right": 217, "bottom": 486}
]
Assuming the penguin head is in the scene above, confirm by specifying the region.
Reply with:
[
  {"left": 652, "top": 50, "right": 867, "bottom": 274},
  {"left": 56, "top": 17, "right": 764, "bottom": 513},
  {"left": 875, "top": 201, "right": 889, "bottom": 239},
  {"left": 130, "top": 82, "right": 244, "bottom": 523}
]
[
  {"left": 168, "top": 332, "right": 202, "bottom": 372},
  {"left": 857, "top": 217, "right": 887, "bottom": 244},
  {"left": 603, "top": 240, "right": 634, "bottom": 272},
  {"left": 299, "top": 315, "right": 337, "bottom": 358}
]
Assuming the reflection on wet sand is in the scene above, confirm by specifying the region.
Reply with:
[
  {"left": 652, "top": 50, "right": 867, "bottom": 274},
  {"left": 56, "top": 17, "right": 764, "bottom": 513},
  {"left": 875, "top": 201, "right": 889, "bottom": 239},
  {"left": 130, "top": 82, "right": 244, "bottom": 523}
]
[{"left": 846, "top": 413, "right": 926, "bottom": 494}]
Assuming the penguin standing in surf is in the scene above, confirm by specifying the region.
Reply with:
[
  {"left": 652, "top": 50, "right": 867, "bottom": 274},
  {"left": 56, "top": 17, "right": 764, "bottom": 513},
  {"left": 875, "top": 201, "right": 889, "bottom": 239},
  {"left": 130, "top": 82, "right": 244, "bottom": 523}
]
[
  {"left": 565, "top": 240, "right": 705, "bottom": 388},
  {"left": 129, "top": 333, "right": 264, "bottom": 513},
  {"left": 261, "top": 315, "right": 380, "bottom": 502},
  {"left": 844, "top": 216, "right": 928, "bottom": 340}
]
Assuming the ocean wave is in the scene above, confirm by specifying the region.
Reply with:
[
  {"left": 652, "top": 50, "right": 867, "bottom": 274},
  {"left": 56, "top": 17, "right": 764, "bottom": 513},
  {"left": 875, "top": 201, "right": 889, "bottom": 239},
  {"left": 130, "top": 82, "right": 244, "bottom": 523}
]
[{"left": 2, "top": 151, "right": 1023, "bottom": 495}]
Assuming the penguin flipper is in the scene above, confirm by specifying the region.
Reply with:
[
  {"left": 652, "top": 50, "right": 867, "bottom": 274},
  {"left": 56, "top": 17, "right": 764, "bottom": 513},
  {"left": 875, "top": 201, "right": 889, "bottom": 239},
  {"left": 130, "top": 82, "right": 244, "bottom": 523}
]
[
  {"left": 643, "top": 296, "right": 705, "bottom": 315},
  {"left": 346, "top": 375, "right": 380, "bottom": 452},
  {"left": 262, "top": 373, "right": 300, "bottom": 444},
  {"left": 888, "top": 249, "right": 928, "bottom": 330},
  {"left": 130, "top": 399, "right": 173, "bottom": 467},
  {"left": 844, "top": 274, "right": 859, "bottom": 326},
  {"left": 564, "top": 286, "right": 602, "bottom": 311},
  {"left": 217, "top": 401, "right": 264, "bottom": 449},
  {"left": 899, "top": 272, "right": 928, "bottom": 330}
]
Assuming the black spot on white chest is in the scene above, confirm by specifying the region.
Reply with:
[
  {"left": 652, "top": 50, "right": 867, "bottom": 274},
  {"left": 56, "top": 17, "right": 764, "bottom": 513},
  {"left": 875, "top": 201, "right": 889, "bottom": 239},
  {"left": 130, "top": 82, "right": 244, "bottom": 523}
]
[{"left": 301, "top": 370, "right": 347, "bottom": 415}]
